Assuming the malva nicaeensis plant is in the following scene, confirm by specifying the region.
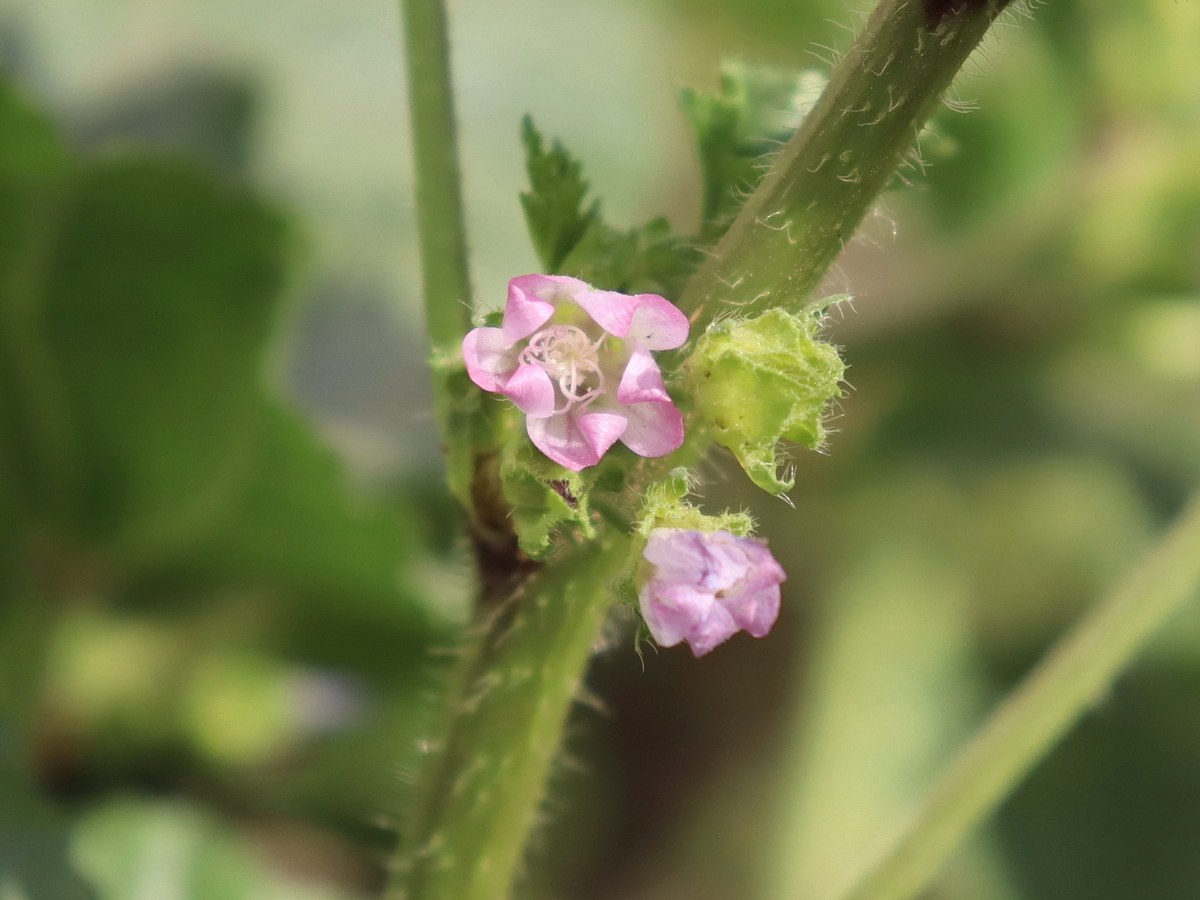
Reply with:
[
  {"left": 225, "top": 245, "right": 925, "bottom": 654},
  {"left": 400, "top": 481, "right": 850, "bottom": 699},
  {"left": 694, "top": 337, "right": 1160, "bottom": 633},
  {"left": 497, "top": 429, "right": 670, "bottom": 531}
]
[{"left": 391, "top": 1, "right": 1200, "bottom": 899}]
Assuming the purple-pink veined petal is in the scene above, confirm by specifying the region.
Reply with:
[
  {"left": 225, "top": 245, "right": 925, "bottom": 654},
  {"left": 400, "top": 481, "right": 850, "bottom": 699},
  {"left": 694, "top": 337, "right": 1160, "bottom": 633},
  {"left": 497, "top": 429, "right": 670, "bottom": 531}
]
[
  {"left": 643, "top": 529, "right": 745, "bottom": 594},
  {"left": 617, "top": 399, "right": 684, "bottom": 458},
  {"left": 639, "top": 581, "right": 715, "bottom": 648},
  {"left": 684, "top": 601, "right": 741, "bottom": 657},
  {"left": 630, "top": 294, "right": 690, "bottom": 350},
  {"left": 725, "top": 537, "right": 787, "bottom": 594},
  {"left": 616, "top": 343, "right": 671, "bottom": 405},
  {"left": 463, "top": 327, "right": 518, "bottom": 392},
  {"left": 573, "top": 289, "right": 639, "bottom": 337},
  {"left": 718, "top": 584, "right": 782, "bottom": 638},
  {"left": 509, "top": 273, "right": 590, "bottom": 300},
  {"left": 578, "top": 409, "right": 629, "bottom": 459},
  {"left": 503, "top": 276, "right": 564, "bottom": 344},
  {"left": 526, "top": 408, "right": 627, "bottom": 472},
  {"left": 503, "top": 363, "right": 556, "bottom": 418}
]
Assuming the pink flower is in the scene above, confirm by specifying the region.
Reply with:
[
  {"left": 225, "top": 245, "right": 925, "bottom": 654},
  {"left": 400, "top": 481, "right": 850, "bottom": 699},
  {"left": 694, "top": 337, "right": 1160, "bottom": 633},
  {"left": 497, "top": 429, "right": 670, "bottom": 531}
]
[
  {"left": 462, "top": 275, "right": 690, "bottom": 472},
  {"left": 639, "top": 528, "right": 786, "bottom": 657}
]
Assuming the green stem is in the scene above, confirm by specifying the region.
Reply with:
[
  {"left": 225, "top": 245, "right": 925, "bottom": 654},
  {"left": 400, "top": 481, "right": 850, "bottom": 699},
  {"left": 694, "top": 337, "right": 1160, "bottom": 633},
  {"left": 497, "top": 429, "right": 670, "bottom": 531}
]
[
  {"left": 833, "top": 491, "right": 1200, "bottom": 900},
  {"left": 400, "top": 0, "right": 485, "bottom": 510},
  {"left": 402, "top": 0, "right": 471, "bottom": 348},
  {"left": 679, "top": 0, "right": 1011, "bottom": 327},
  {"left": 386, "top": 534, "right": 630, "bottom": 900}
]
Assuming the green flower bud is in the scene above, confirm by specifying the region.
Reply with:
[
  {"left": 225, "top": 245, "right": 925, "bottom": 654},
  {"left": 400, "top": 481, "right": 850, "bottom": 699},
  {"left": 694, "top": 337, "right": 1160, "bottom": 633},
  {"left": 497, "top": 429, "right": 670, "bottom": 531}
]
[{"left": 684, "top": 306, "right": 845, "bottom": 494}]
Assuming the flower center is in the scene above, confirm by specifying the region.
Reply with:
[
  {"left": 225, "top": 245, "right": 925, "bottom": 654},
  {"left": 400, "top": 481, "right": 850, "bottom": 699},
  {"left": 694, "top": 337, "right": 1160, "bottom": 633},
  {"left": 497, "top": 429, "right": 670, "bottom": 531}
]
[{"left": 519, "top": 325, "right": 607, "bottom": 411}]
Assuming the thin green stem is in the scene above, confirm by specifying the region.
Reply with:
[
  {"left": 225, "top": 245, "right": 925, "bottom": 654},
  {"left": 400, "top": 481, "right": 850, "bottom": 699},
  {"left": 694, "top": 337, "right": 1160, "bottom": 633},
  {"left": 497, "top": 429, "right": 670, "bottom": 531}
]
[
  {"left": 833, "top": 491, "right": 1200, "bottom": 900},
  {"left": 679, "top": 0, "right": 1011, "bottom": 328},
  {"left": 400, "top": 0, "right": 487, "bottom": 510},
  {"left": 402, "top": 0, "right": 472, "bottom": 349}
]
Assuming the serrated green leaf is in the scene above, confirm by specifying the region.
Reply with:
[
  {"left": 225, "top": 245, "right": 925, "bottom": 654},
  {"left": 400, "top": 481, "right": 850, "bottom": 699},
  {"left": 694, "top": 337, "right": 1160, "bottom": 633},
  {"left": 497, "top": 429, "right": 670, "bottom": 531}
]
[
  {"left": 519, "top": 116, "right": 598, "bottom": 273},
  {"left": 518, "top": 118, "right": 701, "bottom": 297},
  {"left": 560, "top": 215, "right": 702, "bottom": 298}
]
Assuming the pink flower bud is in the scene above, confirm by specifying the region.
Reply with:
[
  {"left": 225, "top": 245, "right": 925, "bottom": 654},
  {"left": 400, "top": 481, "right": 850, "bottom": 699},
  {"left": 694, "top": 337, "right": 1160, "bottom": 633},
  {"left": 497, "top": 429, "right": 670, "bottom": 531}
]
[{"left": 639, "top": 528, "right": 786, "bottom": 657}]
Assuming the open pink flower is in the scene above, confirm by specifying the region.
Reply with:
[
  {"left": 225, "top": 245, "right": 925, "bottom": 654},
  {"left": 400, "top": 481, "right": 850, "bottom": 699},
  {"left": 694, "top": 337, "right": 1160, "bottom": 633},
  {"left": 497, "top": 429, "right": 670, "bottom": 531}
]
[
  {"left": 639, "top": 528, "right": 786, "bottom": 657},
  {"left": 462, "top": 275, "right": 690, "bottom": 471}
]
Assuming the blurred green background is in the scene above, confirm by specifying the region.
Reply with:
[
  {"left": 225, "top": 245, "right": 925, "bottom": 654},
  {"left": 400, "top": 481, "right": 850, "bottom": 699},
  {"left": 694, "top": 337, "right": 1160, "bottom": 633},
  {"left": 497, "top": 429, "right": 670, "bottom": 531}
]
[{"left": 0, "top": 0, "right": 1198, "bottom": 898}]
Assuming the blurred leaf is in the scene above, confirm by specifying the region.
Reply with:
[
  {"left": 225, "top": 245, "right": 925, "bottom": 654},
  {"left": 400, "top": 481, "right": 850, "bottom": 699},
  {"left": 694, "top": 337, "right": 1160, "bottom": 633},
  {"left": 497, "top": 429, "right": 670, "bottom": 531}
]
[
  {"left": 920, "top": 29, "right": 1080, "bottom": 230},
  {"left": 1, "top": 723, "right": 95, "bottom": 900},
  {"left": 39, "top": 156, "right": 289, "bottom": 554},
  {"left": 174, "top": 401, "right": 427, "bottom": 619},
  {"left": 71, "top": 798, "right": 352, "bottom": 900},
  {"left": 0, "top": 77, "right": 73, "bottom": 522}
]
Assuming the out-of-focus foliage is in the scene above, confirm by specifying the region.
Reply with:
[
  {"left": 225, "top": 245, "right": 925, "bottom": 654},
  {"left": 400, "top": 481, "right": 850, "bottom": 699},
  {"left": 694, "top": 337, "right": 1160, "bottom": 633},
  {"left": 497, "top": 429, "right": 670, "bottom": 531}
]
[
  {"left": 0, "top": 73, "right": 453, "bottom": 899},
  {"left": 0, "top": 0, "right": 1198, "bottom": 897}
]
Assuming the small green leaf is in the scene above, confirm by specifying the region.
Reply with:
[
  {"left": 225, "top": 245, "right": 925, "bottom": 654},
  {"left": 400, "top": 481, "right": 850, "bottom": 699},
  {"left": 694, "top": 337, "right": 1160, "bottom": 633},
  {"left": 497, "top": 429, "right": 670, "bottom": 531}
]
[
  {"left": 560, "top": 215, "right": 701, "bottom": 299},
  {"left": 519, "top": 116, "right": 598, "bottom": 273},
  {"left": 684, "top": 307, "right": 844, "bottom": 494},
  {"left": 518, "top": 118, "right": 701, "bottom": 296}
]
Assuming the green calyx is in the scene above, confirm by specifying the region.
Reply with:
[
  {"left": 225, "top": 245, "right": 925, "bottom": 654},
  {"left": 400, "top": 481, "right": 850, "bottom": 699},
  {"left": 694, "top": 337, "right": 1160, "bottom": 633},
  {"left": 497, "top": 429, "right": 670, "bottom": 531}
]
[
  {"left": 500, "top": 437, "right": 597, "bottom": 558},
  {"left": 634, "top": 468, "right": 756, "bottom": 538},
  {"left": 684, "top": 307, "right": 845, "bottom": 495}
]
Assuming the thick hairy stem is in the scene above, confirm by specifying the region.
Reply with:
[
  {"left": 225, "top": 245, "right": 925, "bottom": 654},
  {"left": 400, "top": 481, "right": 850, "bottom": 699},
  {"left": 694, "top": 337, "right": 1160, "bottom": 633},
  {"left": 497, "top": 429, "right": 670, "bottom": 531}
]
[
  {"left": 386, "top": 534, "right": 630, "bottom": 900},
  {"left": 834, "top": 492, "right": 1200, "bottom": 900},
  {"left": 679, "top": 0, "right": 1011, "bottom": 328}
]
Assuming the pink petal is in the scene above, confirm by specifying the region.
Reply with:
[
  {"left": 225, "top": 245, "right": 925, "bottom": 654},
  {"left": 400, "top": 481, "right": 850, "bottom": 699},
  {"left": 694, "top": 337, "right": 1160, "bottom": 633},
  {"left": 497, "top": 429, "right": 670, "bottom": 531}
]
[
  {"left": 577, "top": 410, "right": 629, "bottom": 460},
  {"left": 503, "top": 276, "right": 562, "bottom": 344},
  {"left": 630, "top": 294, "right": 690, "bottom": 350},
  {"left": 573, "top": 289, "right": 639, "bottom": 337},
  {"left": 725, "top": 536, "right": 787, "bottom": 594},
  {"left": 616, "top": 343, "right": 671, "bottom": 405},
  {"left": 617, "top": 399, "right": 684, "bottom": 458},
  {"left": 503, "top": 363, "right": 556, "bottom": 418},
  {"left": 509, "top": 273, "right": 590, "bottom": 300},
  {"left": 684, "top": 602, "right": 741, "bottom": 657},
  {"left": 644, "top": 529, "right": 743, "bottom": 593},
  {"left": 719, "top": 585, "right": 782, "bottom": 638},
  {"left": 463, "top": 327, "right": 518, "bottom": 392},
  {"left": 526, "top": 409, "right": 627, "bottom": 471},
  {"left": 639, "top": 581, "right": 715, "bottom": 648}
]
